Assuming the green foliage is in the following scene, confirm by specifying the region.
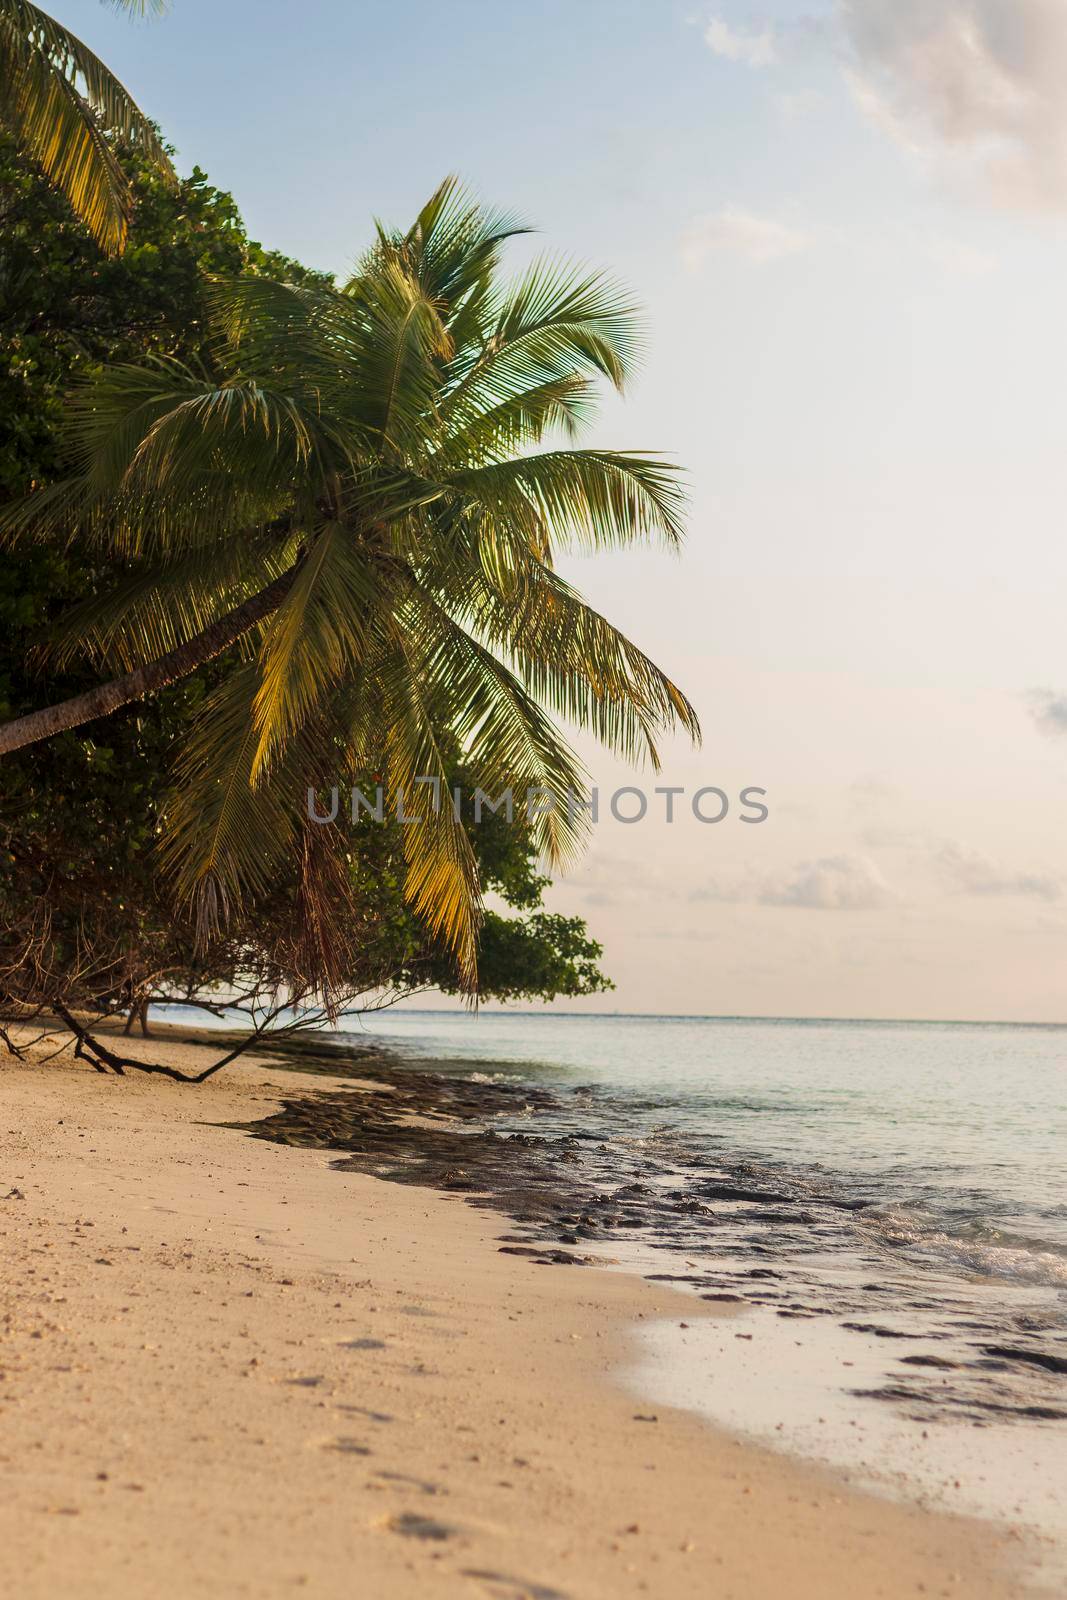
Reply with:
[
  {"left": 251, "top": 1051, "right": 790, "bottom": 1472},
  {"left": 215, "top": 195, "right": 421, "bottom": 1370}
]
[
  {"left": 298, "top": 775, "right": 610, "bottom": 1006},
  {"left": 455, "top": 911, "right": 609, "bottom": 1004},
  {"left": 0, "top": 129, "right": 323, "bottom": 912},
  {"left": 327, "top": 776, "right": 613, "bottom": 1005},
  {"left": 8, "top": 176, "right": 698, "bottom": 987},
  {"left": 0, "top": 132, "right": 327, "bottom": 510},
  {"left": 0, "top": 142, "right": 612, "bottom": 1013},
  {"left": 0, "top": 133, "right": 319, "bottom": 874}
]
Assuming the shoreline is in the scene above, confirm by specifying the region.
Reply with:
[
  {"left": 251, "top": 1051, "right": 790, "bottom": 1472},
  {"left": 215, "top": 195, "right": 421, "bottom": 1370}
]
[
  {"left": 0, "top": 1023, "right": 1043, "bottom": 1597},
  {"left": 607, "top": 1242, "right": 1067, "bottom": 1567}
]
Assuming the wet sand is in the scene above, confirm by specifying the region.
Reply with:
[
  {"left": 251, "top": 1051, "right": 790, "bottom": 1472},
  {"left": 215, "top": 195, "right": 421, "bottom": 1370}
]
[{"left": 0, "top": 1022, "right": 1043, "bottom": 1597}]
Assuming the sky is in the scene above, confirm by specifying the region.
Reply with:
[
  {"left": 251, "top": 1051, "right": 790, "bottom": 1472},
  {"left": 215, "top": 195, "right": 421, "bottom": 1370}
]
[{"left": 51, "top": 0, "right": 1067, "bottom": 1020}]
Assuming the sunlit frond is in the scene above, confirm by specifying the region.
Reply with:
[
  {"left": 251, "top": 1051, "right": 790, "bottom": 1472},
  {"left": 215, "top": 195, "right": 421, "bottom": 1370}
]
[
  {"left": 157, "top": 663, "right": 288, "bottom": 925},
  {"left": 0, "top": 0, "right": 172, "bottom": 252},
  {"left": 158, "top": 665, "right": 350, "bottom": 948},
  {"left": 373, "top": 640, "right": 482, "bottom": 986},
  {"left": 250, "top": 521, "right": 390, "bottom": 779}
]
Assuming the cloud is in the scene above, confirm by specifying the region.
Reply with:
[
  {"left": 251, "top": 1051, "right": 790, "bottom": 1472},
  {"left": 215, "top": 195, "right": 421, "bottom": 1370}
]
[
  {"left": 695, "top": 854, "right": 896, "bottom": 911},
  {"left": 682, "top": 207, "right": 810, "bottom": 268},
  {"left": 1026, "top": 688, "right": 1067, "bottom": 738},
  {"left": 760, "top": 854, "right": 896, "bottom": 910},
  {"left": 840, "top": 0, "right": 1067, "bottom": 211},
  {"left": 705, "top": 15, "right": 778, "bottom": 67},
  {"left": 933, "top": 841, "right": 1060, "bottom": 901}
]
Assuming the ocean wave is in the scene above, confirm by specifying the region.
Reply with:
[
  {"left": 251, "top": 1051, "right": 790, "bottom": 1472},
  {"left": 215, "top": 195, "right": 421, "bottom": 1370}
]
[{"left": 866, "top": 1207, "right": 1067, "bottom": 1288}]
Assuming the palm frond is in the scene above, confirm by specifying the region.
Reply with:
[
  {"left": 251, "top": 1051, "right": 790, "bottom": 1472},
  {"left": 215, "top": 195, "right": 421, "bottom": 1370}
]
[
  {"left": 158, "top": 664, "right": 347, "bottom": 937},
  {"left": 157, "top": 663, "right": 288, "bottom": 924},
  {"left": 371, "top": 640, "right": 482, "bottom": 986},
  {"left": 446, "top": 448, "right": 687, "bottom": 553},
  {"left": 43, "top": 529, "right": 297, "bottom": 671},
  {"left": 56, "top": 360, "right": 329, "bottom": 557},
  {"left": 250, "top": 521, "right": 388, "bottom": 779},
  {"left": 442, "top": 561, "right": 702, "bottom": 767},
  {"left": 354, "top": 176, "right": 531, "bottom": 325},
  {"left": 406, "top": 593, "right": 592, "bottom": 870},
  {"left": 344, "top": 257, "right": 454, "bottom": 457},
  {"left": 153, "top": 660, "right": 364, "bottom": 1012},
  {"left": 433, "top": 373, "right": 596, "bottom": 467},
  {"left": 206, "top": 275, "right": 366, "bottom": 404},
  {"left": 0, "top": 0, "right": 172, "bottom": 252},
  {"left": 443, "top": 260, "right": 642, "bottom": 419},
  {"left": 2, "top": 36, "right": 127, "bottom": 253}
]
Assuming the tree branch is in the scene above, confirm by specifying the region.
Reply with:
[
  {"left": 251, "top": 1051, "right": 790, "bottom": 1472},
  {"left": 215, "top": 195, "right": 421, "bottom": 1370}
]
[{"left": 50, "top": 1001, "right": 267, "bottom": 1083}]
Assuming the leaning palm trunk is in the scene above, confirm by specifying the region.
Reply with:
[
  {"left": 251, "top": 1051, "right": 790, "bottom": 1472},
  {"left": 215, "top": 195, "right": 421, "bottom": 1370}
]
[
  {"left": 0, "top": 565, "right": 297, "bottom": 755},
  {"left": 0, "top": 0, "right": 172, "bottom": 253},
  {"left": 2, "top": 179, "right": 700, "bottom": 987}
]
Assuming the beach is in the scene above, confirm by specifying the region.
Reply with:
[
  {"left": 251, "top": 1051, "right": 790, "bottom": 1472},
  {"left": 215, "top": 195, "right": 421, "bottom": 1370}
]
[
  {"left": 4, "top": 5, "right": 1067, "bottom": 1594},
  {"left": 0, "top": 1023, "right": 1043, "bottom": 1598}
]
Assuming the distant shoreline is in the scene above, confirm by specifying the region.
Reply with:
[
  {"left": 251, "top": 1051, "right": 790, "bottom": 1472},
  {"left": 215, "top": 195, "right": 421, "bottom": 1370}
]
[{"left": 150, "top": 1001, "right": 1067, "bottom": 1030}]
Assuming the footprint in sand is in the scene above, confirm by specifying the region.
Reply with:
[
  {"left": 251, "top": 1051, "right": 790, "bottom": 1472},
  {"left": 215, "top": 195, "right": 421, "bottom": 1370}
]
[
  {"left": 463, "top": 1574, "right": 572, "bottom": 1600},
  {"left": 387, "top": 1512, "right": 455, "bottom": 1541},
  {"left": 373, "top": 1469, "right": 440, "bottom": 1497},
  {"left": 463, "top": 1570, "right": 570, "bottom": 1600},
  {"left": 334, "top": 1404, "right": 393, "bottom": 1424}
]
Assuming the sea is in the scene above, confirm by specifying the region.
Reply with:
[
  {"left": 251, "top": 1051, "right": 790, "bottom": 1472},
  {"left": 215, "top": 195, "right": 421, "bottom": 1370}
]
[
  {"left": 331, "top": 1010, "right": 1067, "bottom": 1574},
  {"left": 166, "top": 1004, "right": 1067, "bottom": 1574}
]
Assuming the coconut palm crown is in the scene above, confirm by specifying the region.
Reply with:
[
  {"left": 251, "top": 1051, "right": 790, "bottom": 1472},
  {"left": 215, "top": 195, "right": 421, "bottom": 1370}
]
[
  {"left": 0, "top": 0, "right": 171, "bottom": 253},
  {"left": 5, "top": 180, "right": 701, "bottom": 989}
]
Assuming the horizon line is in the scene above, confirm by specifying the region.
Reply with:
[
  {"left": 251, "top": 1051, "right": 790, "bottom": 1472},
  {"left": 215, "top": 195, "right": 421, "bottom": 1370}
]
[{"left": 376, "top": 1008, "right": 1067, "bottom": 1030}]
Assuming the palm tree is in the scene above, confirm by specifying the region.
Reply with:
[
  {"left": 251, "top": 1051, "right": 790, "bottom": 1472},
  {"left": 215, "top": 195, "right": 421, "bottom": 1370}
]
[
  {"left": 1, "top": 0, "right": 171, "bottom": 253},
  {"left": 1, "top": 180, "right": 700, "bottom": 986}
]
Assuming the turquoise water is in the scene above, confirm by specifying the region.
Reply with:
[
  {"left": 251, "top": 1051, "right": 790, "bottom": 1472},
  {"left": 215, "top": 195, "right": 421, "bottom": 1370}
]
[{"left": 343, "top": 1012, "right": 1067, "bottom": 1287}]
